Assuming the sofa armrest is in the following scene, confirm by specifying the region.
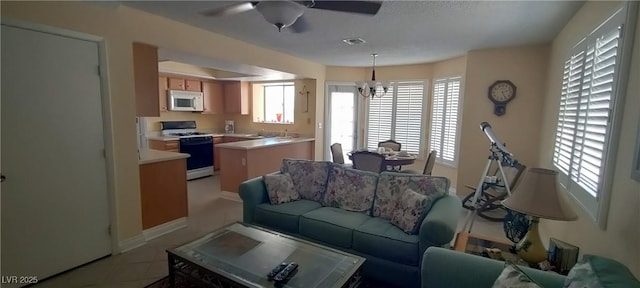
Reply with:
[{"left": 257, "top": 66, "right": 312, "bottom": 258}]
[
  {"left": 419, "top": 194, "right": 461, "bottom": 253},
  {"left": 421, "top": 247, "right": 566, "bottom": 288},
  {"left": 238, "top": 176, "right": 269, "bottom": 224}
]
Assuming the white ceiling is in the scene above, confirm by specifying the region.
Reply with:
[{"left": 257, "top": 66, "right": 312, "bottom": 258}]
[{"left": 123, "top": 0, "right": 584, "bottom": 67}]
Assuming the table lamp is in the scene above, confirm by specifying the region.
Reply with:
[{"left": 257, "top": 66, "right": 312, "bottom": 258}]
[{"left": 502, "top": 168, "right": 577, "bottom": 265}]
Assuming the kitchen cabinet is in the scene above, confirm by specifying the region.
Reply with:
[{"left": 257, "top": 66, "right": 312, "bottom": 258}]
[
  {"left": 202, "top": 81, "right": 223, "bottom": 115},
  {"left": 139, "top": 158, "right": 188, "bottom": 229},
  {"left": 149, "top": 139, "right": 179, "bottom": 152},
  {"left": 133, "top": 42, "right": 160, "bottom": 117},
  {"left": 168, "top": 77, "right": 202, "bottom": 92},
  {"left": 213, "top": 137, "right": 223, "bottom": 171},
  {"left": 159, "top": 76, "right": 168, "bottom": 112},
  {"left": 223, "top": 81, "right": 250, "bottom": 115}
]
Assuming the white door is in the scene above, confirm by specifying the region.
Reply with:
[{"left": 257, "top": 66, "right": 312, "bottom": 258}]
[
  {"left": 327, "top": 85, "right": 358, "bottom": 163},
  {"left": 1, "top": 24, "right": 111, "bottom": 283}
]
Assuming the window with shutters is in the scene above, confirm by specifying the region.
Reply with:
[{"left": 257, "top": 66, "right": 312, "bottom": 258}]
[
  {"left": 429, "top": 76, "right": 463, "bottom": 167},
  {"left": 552, "top": 4, "right": 633, "bottom": 224},
  {"left": 366, "top": 81, "right": 426, "bottom": 156}
]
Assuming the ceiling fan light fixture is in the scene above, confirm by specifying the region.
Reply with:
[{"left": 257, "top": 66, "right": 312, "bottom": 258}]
[{"left": 256, "top": 1, "right": 304, "bottom": 31}]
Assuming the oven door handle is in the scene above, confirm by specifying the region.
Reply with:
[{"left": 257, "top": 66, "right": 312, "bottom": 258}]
[{"left": 180, "top": 140, "right": 213, "bottom": 146}]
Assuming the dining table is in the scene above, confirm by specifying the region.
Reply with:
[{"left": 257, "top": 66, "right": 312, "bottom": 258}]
[{"left": 347, "top": 149, "right": 417, "bottom": 170}]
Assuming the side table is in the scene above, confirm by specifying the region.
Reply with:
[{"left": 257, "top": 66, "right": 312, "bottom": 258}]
[{"left": 454, "top": 232, "right": 528, "bottom": 266}]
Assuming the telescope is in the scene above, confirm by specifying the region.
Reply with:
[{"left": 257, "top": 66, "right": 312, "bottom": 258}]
[{"left": 480, "top": 122, "right": 512, "bottom": 156}]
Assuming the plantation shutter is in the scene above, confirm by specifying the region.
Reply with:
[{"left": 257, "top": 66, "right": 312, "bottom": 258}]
[
  {"left": 430, "top": 76, "right": 462, "bottom": 166},
  {"left": 552, "top": 6, "right": 626, "bottom": 220},
  {"left": 366, "top": 85, "right": 394, "bottom": 150},
  {"left": 393, "top": 82, "right": 424, "bottom": 154}
]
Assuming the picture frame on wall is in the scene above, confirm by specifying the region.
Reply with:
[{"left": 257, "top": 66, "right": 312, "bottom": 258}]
[{"left": 632, "top": 116, "right": 640, "bottom": 182}]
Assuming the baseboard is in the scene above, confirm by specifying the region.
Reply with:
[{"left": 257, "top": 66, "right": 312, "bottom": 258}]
[
  {"left": 118, "top": 234, "right": 146, "bottom": 253},
  {"left": 142, "top": 217, "right": 188, "bottom": 241},
  {"left": 219, "top": 191, "right": 242, "bottom": 202}
]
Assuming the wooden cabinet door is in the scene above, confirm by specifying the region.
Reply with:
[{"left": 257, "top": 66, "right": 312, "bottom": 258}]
[
  {"left": 224, "top": 81, "right": 249, "bottom": 115},
  {"left": 213, "top": 137, "right": 223, "bottom": 171},
  {"left": 202, "top": 81, "right": 223, "bottom": 114},
  {"left": 158, "top": 76, "right": 168, "bottom": 112},
  {"left": 185, "top": 79, "right": 202, "bottom": 92},
  {"left": 168, "top": 77, "right": 185, "bottom": 90},
  {"left": 133, "top": 42, "right": 160, "bottom": 117}
]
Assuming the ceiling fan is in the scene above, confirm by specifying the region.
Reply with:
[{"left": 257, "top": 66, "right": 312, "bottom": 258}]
[{"left": 201, "top": 1, "right": 382, "bottom": 33}]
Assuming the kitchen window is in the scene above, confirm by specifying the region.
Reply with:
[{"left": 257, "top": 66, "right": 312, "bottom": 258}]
[
  {"left": 252, "top": 82, "right": 295, "bottom": 124},
  {"left": 429, "top": 76, "right": 463, "bottom": 167},
  {"left": 552, "top": 3, "right": 634, "bottom": 226},
  {"left": 366, "top": 81, "right": 426, "bottom": 156}
]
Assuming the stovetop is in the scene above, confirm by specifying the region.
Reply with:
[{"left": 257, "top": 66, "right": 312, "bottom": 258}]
[{"left": 169, "top": 132, "right": 210, "bottom": 137}]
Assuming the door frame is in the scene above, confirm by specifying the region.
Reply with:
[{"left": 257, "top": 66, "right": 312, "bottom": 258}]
[
  {"left": 1, "top": 18, "right": 118, "bottom": 253},
  {"left": 324, "top": 81, "right": 360, "bottom": 160}
]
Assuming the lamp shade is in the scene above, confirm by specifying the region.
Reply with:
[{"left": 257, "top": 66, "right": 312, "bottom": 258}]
[{"left": 502, "top": 168, "right": 578, "bottom": 221}]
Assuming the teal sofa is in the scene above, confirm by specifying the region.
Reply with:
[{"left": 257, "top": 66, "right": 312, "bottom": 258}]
[
  {"left": 421, "top": 247, "right": 566, "bottom": 287},
  {"left": 239, "top": 164, "right": 461, "bottom": 288}
]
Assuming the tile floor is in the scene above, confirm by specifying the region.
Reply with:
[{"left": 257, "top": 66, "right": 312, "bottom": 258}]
[{"left": 34, "top": 175, "right": 506, "bottom": 288}]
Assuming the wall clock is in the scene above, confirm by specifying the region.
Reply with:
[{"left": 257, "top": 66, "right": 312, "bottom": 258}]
[{"left": 488, "top": 80, "right": 516, "bottom": 116}]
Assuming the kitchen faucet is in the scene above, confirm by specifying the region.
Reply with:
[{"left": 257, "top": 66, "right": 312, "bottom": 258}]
[{"left": 284, "top": 129, "right": 288, "bottom": 137}]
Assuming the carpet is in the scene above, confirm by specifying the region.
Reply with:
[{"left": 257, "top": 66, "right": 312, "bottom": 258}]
[{"left": 145, "top": 275, "right": 399, "bottom": 288}]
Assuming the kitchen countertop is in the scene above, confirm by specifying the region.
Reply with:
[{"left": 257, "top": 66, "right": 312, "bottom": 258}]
[
  {"left": 138, "top": 148, "right": 189, "bottom": 165},
  {"left": 146, "top": 133, "right": 265, "bottom": 141},
  {"left": 215, "top": 137, "right": 315, "bottom": 150}
]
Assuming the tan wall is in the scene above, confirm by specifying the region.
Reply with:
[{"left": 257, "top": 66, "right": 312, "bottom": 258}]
[
  {"left": 457, "top": 45, "right": 549, "bottom": 195},
  {"left": 228, "top": 79, "right": 317, "bottom": 137},
  {"left": 538, "top": 1, "right": 640, "bottom": 277},
  {"left": 1, "top": 1, "right": 326, "bottom": 243}
]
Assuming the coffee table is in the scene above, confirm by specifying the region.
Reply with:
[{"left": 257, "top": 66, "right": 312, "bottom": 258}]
[{"left": 167, "top": 222, "right": 365, "bottom": 288}]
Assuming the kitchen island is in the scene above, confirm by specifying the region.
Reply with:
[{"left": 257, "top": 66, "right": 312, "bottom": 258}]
[
  {"left": 138, "top": 149, "right": 190, "bottom": 232},
  {"left": 217, "top": 137, "right": 315, "bottom": 192}
]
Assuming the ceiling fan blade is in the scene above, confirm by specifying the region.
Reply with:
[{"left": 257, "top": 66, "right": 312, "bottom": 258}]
[
  {"left": 201, "top": 2, "right": 258, "bottom": 17},
  {"left": 306, "top": 1, "right": 382, "bottom": 15},
  {"left": 289, "top": 15, "right": 310, "bottom": 33}
]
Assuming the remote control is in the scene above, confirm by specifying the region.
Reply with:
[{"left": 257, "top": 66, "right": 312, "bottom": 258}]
[
  {"left": 274, "top": 262, "right": 298, "bottom": 282},
  {"left": 267, "top": 262, "right": 288, "bottom": 280}
]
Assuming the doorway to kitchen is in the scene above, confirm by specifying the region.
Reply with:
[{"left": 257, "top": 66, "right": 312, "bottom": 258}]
[{"left": 325, "top": 84, "right": 359, "bottom": 164}]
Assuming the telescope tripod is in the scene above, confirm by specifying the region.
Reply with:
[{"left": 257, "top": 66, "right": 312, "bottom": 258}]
[{"left": 461, "top": 143, "right": 515, "bottom": 233}]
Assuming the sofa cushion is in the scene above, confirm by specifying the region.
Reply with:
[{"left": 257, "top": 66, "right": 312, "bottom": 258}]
[
  {"left": 352, "top": 217, "right": 420, "bottom": 266},
  {"left": 564, "top": 254, "right": 640, "bottom": 288},
  {"left": 390, "top": 188, "right": 431, "bottom": 234},
  {"left": 324, "top": 164, "right": 378, "bottom": 213},
  {"left": 254, "top": 200, "right": 322, "bottom": 234},
  {"left": 492, "top": 262, "right": 542, "bottom": 288},
  {"left": 263, "top": 173, "right": 299, "bottom": 205},
  {"left": 281, "top": 159, "right": 331, "bottom": 202},
  {"left": 299, "top": 207, "right": 371, "bottom": 248},
  {"left": 373, "top": 172, "right": 450, "bottom": 220}
]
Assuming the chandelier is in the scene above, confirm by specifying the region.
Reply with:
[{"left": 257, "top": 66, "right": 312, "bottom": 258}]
[{"left": 358, "top": 53, "right": 389, "bottom": 99}]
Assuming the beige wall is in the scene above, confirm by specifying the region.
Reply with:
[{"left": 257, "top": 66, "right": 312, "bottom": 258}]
[
  {"left": 538, "top": 1, "right": 640, "bottom": 277},
  {"left": 228, "top": 79, "right": 317, "bottom": 137},
  {"left": 1, "top": 1, "right": 326, "bottom": 243},
  {"left": 457, "top": 45, "right": 549, "bottom": 195}
]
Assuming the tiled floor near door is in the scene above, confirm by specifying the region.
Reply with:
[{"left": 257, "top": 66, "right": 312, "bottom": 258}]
[{"left": 34, "top": 175, "right": 505, "bottom": 288}]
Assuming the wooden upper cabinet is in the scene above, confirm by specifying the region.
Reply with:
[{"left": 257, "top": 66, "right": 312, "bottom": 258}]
[
  {"left": 159, "top": 76, "right": 168, "bottom": 112},
  {"left": 133, "top": 42, "right": 160, "bottom": 117},
  {"left": 185, "top": 79, "right": 202, "bottom": 92},
  {"left": 223, "top": 81, "right": 250, "bottom": 115},
  {"left": 202, "top": 81, "right": 223, "bottom": 114},
  {"left": 168, "top": 77, "right": 202, "bottom": 92}
]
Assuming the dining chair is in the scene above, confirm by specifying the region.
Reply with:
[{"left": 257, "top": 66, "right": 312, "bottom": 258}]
[
  {"left": 378, "top": 140, "right": 402, "bottom": 151},
  {"left": 401, "top": 150, "right": 437, "bottom": 175},
  {"left": 351, "top": 151, "right": 386, "bottom": 173},
  {"left": 330, "top": 143, "right": 345, "bottom": 164}
]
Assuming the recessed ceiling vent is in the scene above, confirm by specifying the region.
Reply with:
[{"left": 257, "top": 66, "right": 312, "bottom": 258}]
[{"left": 342, "top": 38, "right": 366, "bottom": 45}]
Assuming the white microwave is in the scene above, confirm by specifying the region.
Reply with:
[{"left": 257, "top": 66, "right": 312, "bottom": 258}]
[{"left": 168, "top": 90, "right": 204, "bottom": 112}]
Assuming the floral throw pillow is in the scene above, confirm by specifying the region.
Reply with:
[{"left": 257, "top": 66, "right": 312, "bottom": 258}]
[
  {"left": 280, "top": 159, "right": 331, "bottom": 202},
  {"left": 390, "top": 188, "right": 429, "bottom": 234},
  {"left": 492, "top": 262, "right": 541, "bottom": 288},
  {"left": 373, "top": 172, "right": 449, "bottom": 220},
  {"left": 263, "top": 173, "right": 300, "bottom": 205},
  {"left": 564, "top": 255, "right": 640, "bottom": 288},
  {"left": 324, "top": 164, "right": 378, "bottom": 213}
]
